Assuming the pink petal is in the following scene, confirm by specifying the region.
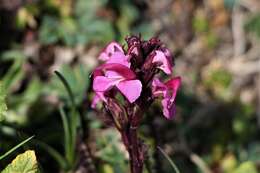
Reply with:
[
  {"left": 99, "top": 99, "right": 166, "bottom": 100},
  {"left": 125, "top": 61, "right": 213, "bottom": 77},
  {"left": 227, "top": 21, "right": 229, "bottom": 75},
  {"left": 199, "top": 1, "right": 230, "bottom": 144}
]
[
  {"left": 116, "top": 80, "right": 142, "bottom": 103},
  {"left": 152, "top": 50, "right": 172, "bottom": 74},
  {"left": 93, "top": 76, "right": 120, "bottom": 92},
  {"left": 106, "top": 52, "right": 130, "bottom": 67},
  {"left": 94, "top": 63, "right": 136, "bottom": 79},
  {"left": 162, "top": 99, "right": 176, "bottom": 119},
  {"left": 152, "top": 78, "right": 167, "bottom": 97},
  {"left": 99, "top": 41, "right": 124, "bottom": 61},
  {"left": 165, "top": 77, "right": 181, "bottom": 101},
  {"left": 161, "top": 48, "right": 173, "bottom": 65},
  {"left": 105, "top": 71, "right": 122, "bottom": 78},
  {"left": 91, "top": 93, "right": 101, "bottom": 108},
  {"left": 91, "top": 92, "right": 107, "bottom": 108}
]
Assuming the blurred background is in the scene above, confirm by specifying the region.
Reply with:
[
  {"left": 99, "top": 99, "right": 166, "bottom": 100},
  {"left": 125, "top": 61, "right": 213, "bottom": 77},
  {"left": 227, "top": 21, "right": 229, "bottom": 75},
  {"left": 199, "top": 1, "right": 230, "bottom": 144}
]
[{"left": 0, "top": 0, "right": 260, "bottom": 172}]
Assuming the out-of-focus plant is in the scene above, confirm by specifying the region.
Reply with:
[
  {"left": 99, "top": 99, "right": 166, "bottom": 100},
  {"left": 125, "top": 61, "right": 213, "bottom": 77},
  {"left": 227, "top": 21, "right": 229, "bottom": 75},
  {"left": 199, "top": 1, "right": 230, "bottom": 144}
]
[
  {"left": 0, "top": 83, "right": 7, "bottom": 122},
  {"left": 0, "top": 48, "right": 91, "bottom": 171},
  {"left": 245, "top": 14, "right": 260, "bottom": 38},
  {"left": 114, "top": 2, "right": 139, "bottom": 39},
  {"left": 44, "top": 65, "right": 90, "bottom": 171},
  {"left": 16, "top": 4, "right": 39, "bottom": 29},
  {"left": 193, "top": 11, "right": 209, "bottom": 33},
  {"left": 39, "top": 0, "right": 114, "bottom": 46},
  {"left": 1, "top": 50, "right": 27, "bottom": 93},
  {"left": 232, "top": 161, "right": 257, "bottom": 173},
  {"left": 39, "top": 0, "right": 154, "bottom": 46},
  {"left": 34, "top": 70, "right": 86, "bottom": 172},
  {"left": 0, "top": 50, "right": 35, "bottom": 125},
  {"left": 193, "top": 9, "right": 219, "bottom": 48},
  {"left": 220, "top": 154, "right": 258, "bottom": 173},
  {"left": 91, "top": 36, "right": 181, "bottom": 173},
  {"left": 111, "top": 0, "right": 154, "bottom": 41},
  {"left": 96, "top": 129, "right": 128, "bottom": 173},
  {"left": 203, "top": 63, "right": 232, "bottom": 101},
  {"left": 46, "top": 64, "right": 90, "bottom": 105},
  {"left": 224, "top": 0, "right": 237, "bottom": 9},
  {"left": 44, "top": 0, "right": 72, "bottom": 17},
  {"left": 54, "top": 71, "right": 80, "bottom": 169}
]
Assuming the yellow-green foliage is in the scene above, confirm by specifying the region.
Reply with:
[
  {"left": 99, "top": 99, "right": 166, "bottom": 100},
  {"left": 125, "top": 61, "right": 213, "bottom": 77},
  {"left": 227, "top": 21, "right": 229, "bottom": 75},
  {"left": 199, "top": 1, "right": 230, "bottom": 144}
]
[{"left": 1, "top": 150, "right": 39, "bottom": 173}]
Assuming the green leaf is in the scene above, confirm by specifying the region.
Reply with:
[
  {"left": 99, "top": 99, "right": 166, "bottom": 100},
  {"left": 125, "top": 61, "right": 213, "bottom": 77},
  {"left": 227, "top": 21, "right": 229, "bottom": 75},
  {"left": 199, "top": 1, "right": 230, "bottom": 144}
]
[
  {"left": 0, "top": 83, "right": 7, "bottom": 122},
  {"left": 47, "top": 64, "right": 90, "bottom": 105},
  {"left": 39, "top": 16, "right": 61, "bottom": 45},
  {"left": 1, "top": 51, "right": 26, "bottom": 92},
  {"left": 1, "top": 150, "right": 39, "bottom": 173},
  {"left": 39, "top": 0, "right": 114, "bottom": 46},
  {"left": 58, "top": 105, "right": 71, "bottom": 164},
  {"left": 54, "top": 70, "right": 82, "bottom": 167}
]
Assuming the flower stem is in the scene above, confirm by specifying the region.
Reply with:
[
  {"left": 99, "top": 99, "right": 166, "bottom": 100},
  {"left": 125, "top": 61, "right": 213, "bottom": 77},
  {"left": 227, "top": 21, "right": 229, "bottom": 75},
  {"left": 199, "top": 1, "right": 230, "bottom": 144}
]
[{"left": 122, "top": 126, "right": 143, "bottom": 173}]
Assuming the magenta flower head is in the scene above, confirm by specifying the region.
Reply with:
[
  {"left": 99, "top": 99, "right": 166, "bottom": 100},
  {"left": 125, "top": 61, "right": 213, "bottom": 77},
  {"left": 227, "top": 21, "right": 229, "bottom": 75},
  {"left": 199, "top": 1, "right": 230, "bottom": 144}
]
[
  {"left": 92, "top": 35, "right": 181, "bottom": 119},
  {"left": 91, "top": 35, "right": 181, "bottom": 173}
]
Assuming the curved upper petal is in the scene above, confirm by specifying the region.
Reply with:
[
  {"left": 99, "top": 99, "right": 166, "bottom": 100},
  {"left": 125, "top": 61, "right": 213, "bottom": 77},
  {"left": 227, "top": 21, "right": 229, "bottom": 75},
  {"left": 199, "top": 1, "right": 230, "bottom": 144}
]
[
  {"left": 165, "top": 76, "right": 181, "bottom": 102},
  {"left": 93, "top": 63, "right": 136, "bottom": 79},
  {"left": 152, "top": 50, "right": 173, "bottom": 74},
  {"left": 106, "top": 51, "right": 130, "bottom": 67},
  {"left": 116, "top": 79, "right": 142, "bottom": 103},
  {"left": 99, "top": 41, "right": 124, "bottom": 61}
]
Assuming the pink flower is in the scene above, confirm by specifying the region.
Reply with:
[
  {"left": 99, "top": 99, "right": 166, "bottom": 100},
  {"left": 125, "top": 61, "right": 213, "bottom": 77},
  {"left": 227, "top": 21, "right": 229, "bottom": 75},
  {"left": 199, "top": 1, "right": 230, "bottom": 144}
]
[
  {"left": 152, "top": 49, "right": 173, "bottom": 75},
  {"left": 99, "top": 41, "right": 130, "bottom": 67},
  {"left": 92, "top": 63, "right": 142, "bottom": 108},
  {"left": 92, "top": 36, "right": 181, "bottom": 120},
  {"left": 152, "top": 77, "right": 181, "bottom": 119},
  {"left": 142, "top": 48, "right": 173, "bottom": 76}
]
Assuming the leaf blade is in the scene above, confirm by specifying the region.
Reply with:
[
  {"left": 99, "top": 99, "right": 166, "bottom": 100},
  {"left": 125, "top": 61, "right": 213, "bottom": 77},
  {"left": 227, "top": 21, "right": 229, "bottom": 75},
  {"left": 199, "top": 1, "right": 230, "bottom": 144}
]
[{"left": 1, "top": 150, "right": 38, "bottom": 173}]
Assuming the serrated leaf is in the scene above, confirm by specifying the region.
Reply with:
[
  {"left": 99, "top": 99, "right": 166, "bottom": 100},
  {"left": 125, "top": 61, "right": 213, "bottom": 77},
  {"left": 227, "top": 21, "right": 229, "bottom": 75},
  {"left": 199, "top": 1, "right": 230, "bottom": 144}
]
[
  {"left": 1, "top": 150, "right": 39, "bottom": 173},
  {"left": 0, "top": 83, "right": 7, "bottom": 122}
]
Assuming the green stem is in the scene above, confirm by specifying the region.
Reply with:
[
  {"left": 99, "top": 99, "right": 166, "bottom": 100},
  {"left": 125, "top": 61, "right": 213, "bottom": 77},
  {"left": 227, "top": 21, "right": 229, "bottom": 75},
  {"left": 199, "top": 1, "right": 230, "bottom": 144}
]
[
  {"left": 157, "top": 146, "right": 180, "bottom": 173},
  {"left": 0, "top": 136, "right": 34, "bottom": 160}
]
